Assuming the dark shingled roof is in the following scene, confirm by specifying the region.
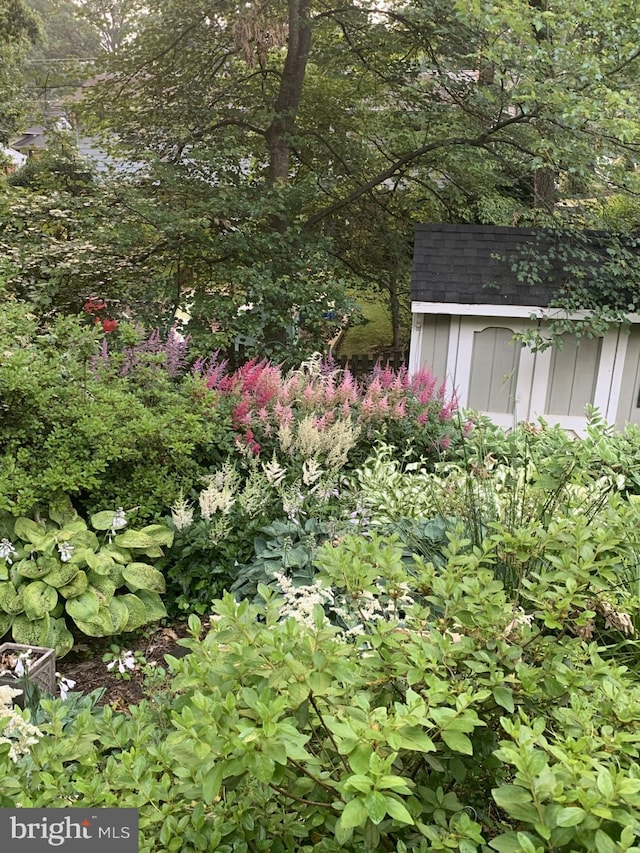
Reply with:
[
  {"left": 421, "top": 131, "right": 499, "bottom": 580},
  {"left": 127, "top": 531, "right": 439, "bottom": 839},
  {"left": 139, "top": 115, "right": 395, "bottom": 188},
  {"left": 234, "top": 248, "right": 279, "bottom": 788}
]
[{"left": 412, "top": 224, "right": 568, "bottom": 307}]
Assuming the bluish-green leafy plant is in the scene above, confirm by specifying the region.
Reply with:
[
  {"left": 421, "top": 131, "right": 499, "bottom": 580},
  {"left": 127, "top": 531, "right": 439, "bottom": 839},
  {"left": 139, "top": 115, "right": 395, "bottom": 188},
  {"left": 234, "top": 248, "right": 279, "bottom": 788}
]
[{"left": 0, "top": 495, "right": 172, "bottom": 656}]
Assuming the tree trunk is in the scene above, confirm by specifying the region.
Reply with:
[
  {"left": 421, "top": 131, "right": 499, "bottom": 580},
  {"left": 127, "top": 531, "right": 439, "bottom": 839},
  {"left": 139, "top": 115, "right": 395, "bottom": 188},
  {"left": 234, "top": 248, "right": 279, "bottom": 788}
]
[
  {"left": 265, "top": 0, "right": 313, "bottom": 187},
  {"left": 533, "top": 166, "right": 556, "bottom": 211},
  {"left": 389, "top": 274, "right": 402, "bottom": 352}
]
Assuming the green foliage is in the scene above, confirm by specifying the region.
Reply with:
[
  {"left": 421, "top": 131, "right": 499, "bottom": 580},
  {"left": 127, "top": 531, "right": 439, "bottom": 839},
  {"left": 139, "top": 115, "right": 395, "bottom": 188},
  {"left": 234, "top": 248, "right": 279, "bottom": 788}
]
[
  {"left": 3, "top": 528, "right": 640, "bottom": 850},
  {"left": 0, "top": 496, "right": 172, "bottom": 655},
  {"left": 0, "top": 304, "right": 226, "bottom": 519}
]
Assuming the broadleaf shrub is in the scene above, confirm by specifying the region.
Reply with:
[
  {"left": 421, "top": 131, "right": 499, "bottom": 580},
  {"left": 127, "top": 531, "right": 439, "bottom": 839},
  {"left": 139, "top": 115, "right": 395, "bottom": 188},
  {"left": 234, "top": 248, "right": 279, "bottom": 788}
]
[{"left": 2, "top": 532, "right": 640, "bottom": 851}]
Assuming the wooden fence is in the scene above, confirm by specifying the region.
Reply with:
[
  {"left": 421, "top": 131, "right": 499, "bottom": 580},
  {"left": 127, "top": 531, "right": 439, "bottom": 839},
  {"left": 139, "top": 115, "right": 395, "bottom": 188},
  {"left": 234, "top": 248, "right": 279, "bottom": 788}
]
[{"left": 334, "top": 349, "right": 408, "bottom": 377}]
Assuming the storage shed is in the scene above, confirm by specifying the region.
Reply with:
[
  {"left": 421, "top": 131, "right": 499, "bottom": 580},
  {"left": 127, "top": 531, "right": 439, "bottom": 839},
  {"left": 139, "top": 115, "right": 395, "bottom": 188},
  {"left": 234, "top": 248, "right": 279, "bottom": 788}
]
[{"left": 408, "top": 224, "right": 640, "bottom": 435}]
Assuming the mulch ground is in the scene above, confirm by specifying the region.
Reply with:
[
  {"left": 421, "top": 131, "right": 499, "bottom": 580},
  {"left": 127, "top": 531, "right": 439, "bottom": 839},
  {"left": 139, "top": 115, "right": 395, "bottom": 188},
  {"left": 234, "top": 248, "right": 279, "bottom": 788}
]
[{"left": 57, "top": 620, "right": 199, "bottom": 710}]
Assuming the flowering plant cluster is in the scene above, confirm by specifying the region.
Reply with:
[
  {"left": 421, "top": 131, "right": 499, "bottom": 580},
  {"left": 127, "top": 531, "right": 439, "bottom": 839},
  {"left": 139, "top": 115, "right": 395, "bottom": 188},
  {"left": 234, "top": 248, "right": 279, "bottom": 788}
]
[
  {"left": 0, "top": 685, "right": 42, "bottom": 763},
  {"left": 82, "top": 296, "right": 119, "bottom": 333},
  {"left": 199, "top": 353, "right": 465, "bottom": 467}
]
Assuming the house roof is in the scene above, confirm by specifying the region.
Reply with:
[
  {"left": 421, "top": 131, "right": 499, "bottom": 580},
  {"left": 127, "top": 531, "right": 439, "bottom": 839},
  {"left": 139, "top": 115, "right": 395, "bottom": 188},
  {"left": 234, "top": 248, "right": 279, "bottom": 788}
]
[{"left": 412, "top": 224, "right": 562, "bottom": 307}]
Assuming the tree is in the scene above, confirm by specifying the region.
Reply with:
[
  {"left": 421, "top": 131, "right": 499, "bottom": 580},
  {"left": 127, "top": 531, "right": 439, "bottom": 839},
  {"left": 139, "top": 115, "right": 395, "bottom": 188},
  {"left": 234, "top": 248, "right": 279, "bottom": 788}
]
[
  {"left": 7, "top": 0, "right": 640, "bottom": 355},
  {"left": 0, "top": 0, "right": 40, "bottom": 142}
]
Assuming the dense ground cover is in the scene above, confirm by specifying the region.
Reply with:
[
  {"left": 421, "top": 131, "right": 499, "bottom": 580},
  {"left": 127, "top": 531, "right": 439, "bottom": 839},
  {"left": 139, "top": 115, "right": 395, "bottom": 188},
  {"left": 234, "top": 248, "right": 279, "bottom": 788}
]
[{"left": 3, "top": 311, "right": 640, "bottom": 852}]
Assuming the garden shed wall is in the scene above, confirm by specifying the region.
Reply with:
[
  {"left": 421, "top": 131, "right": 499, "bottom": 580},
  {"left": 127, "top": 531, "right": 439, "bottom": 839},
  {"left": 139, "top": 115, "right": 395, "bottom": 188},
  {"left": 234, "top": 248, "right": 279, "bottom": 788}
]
[{"left": 408, "top": 224, "right": 640, "bottom": 434}]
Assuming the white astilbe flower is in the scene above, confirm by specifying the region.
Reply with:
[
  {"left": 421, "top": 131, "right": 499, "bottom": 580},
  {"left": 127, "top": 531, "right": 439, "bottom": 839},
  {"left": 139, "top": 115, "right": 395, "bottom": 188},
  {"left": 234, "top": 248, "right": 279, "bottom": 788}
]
[
  {"left": 199, "top": 465, "right": 239, "bottom": 518},
  {"left": 262, "top": 456, "right": 287, "bottom": 485},
  {"left": 274, "top": 572, "right": 334, "bottom": 628},
  {"left": 0, "top": 689, "right": 43, "bottom": 762},
  {"left": 58, "top": 542, "right": 75, "bottom": 563},
  {"left": 171, "top": 496, "right": 194, "bottom": 531},
  {"left": 0, "top": 539, "right": 17, "bottom": 564},
  {"left": 302, "top": 459, "right": 323, "bottom": 486}
]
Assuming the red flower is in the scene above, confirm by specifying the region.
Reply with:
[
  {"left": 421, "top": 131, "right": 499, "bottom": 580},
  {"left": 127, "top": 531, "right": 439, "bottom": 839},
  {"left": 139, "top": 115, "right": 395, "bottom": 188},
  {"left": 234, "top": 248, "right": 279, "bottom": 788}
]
[
  {"left": 83, "top": 297, "right": 106, "bottom": 314},
  {"left": 101, "top": 318, "right": 119, "bottom": 333}
]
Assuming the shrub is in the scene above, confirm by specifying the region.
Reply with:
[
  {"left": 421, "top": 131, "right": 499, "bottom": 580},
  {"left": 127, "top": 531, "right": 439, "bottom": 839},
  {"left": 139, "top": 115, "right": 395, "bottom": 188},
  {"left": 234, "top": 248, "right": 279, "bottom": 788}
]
[
  {"left": 3, "top": 532, "right": 640, "bottom": 851},
  {"left": 199, "top": 353, "right": 464, "bottom": 470},
  {"left": 0, "top": 306, "right": 226, "bottom": 520}
]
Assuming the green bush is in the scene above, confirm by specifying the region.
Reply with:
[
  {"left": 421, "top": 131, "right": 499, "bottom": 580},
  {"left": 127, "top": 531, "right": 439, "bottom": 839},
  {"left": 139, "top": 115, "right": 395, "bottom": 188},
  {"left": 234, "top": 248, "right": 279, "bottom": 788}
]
[
  {"left": 3, "top": 532, "right": 640, "bottom": 851},
  {"left": 0, "top": 305, "right": 226, "bottom": 521}
]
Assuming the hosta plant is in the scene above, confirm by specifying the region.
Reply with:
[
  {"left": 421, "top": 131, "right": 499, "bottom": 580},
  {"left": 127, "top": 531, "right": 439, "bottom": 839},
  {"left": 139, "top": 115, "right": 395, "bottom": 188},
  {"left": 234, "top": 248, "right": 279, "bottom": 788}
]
[{"left": 0, "top": 496, "right": 172, "bottom": 657}]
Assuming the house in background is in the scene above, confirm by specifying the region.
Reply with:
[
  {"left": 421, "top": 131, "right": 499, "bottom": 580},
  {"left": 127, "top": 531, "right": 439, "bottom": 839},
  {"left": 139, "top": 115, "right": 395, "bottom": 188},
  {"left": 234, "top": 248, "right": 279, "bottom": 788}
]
[
  {"left": 408, "top": 224, "right": 640, "bottom": 435},
  {"left": 1, "top": 145, "right": 27, "bottom": 173}
]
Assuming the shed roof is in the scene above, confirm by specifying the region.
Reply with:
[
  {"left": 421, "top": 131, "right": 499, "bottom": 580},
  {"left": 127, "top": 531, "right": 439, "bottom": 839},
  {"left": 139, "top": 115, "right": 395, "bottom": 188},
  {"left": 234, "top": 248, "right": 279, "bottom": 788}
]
[{"left": 412, "top": 224, "right": 571, "bottom": 307}]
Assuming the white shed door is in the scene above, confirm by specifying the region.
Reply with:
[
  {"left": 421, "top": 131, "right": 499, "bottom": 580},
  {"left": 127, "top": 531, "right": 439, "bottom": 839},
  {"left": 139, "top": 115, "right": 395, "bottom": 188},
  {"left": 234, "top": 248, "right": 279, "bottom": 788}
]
[{"left": 453, "top": 318, "right": 536, "bottom": 428}]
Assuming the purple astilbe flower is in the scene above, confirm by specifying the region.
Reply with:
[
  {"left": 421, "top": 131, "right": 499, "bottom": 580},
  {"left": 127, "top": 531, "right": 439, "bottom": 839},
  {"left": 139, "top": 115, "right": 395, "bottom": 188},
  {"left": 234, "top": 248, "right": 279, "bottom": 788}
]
[{"left": 164, "top": 327, "right": 189, "bottom": 377}]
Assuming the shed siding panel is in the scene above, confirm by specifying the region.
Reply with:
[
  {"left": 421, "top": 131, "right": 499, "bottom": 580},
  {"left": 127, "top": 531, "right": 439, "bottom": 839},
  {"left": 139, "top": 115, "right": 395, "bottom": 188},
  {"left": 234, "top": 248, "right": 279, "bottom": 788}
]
[
  {"left": 418, "top": 315, "right": 450, "bottom": 382},
  {"left": 468, "top": 327, "right": 521, "bottom": 414},
  {"left": 616, "top": 328, "right": 640, "bottom": 427},
  {"left": 545, "top": 336, "right": 601, "bottom": 416}
]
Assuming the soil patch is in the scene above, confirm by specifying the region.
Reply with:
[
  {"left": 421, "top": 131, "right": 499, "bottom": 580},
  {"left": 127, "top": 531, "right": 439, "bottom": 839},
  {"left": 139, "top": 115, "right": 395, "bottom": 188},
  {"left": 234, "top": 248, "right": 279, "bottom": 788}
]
[{"left": 57, "top": 621, "right": 197, "bottom": 710}]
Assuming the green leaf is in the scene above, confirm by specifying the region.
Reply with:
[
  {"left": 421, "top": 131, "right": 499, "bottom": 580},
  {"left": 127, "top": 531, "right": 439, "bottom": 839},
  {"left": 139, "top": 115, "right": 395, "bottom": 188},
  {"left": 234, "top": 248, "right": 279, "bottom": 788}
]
[
  {"left": 440, "top": 729, "right": 473, "bottom": 755},
  {"left": 0, "top": 612, "right": 12, "bottom": 639},
  {"left": 108, "top": 597, "right": 129, "bottom": 633},
  {"left": 13, "top": 517, "right": 45, "bottom": 543},
  {"left": 85, "top": 550, "right": 116, "bottom": 575},
  {"left": 41, "top": 563, "right": 79, "bottom": 588},
  {"left": 345, "top": 774, "right": 373, "bottom": 795},
  {"left": 58, "top": 570, "right": 89, "bottom": 599},
  {"left": 22, "top": 580, "right": 58, "bottom": 619},
  {"left": 48, "top": 494, "right": 78, "bottom": 527},
  {"left": 72, "top": 605, "right": 114, "bottom": 637},
  {"left": 116, "top": 530, "right": 156, "bottom": 550},
  {"left": 47, "top": 617, "right": 75, "bottom": 658},
  {"left": 202, "top": 764, "right": 223, "bottom": 804},
  {"left": 16, "top": 558, "right": 52, "bottom": 579},
  {"left": 493, "top": 686, "right": 515, "bottom": 713},
  {"left": 134, "top": 590, "right": 167, "bottom": 622},
  {"left": 364, "top": 791, "right": 387, "bottom": 824},
  {"left": 86, "top": 572, "right": 116, "bottom": 602},
  {"left": 12, "top": 613, "right": 51, "bottom": 646},
  {"left": 596, "top": 770, "right": 615, "bottom": 801},
  {"left": 65, "top": 590, "right": 100, "bottom": 621},
  {"left": 388, "top": 729, "right": 436, "bottom": 753},
  {"left": 492, "top": 786, "right": 539, "bottom": 824},
  {"left": 0, "top": 583, "right": 24, "bottom": 615},
  {"left": 595, "top": 829, "right": 619, "bottom": 853},
  {"left": 339, "top": 798, "right": 368, "bottom": 830},
  {"left": 120, "top": 594, "right": 149, "bottom": 631},
  {"left": 91, "top": 510, "right": 123, "bottom": 531},
  {"left": 489, "top": 832, "right": 528, "bottom": 853},
  {"left": 348, "top": 744, "right": 373, "bottom": 775},
  {"left": 140, "top": 524, "right": 174, "bottom": 547},
  {"left": 556, "top": 807, "right": 586, "bottom": 827},
  {"left": 122, "top": 562, "right": 166, "bottom": 593},
  {"left": 383, "top": 797, "right": 414, "bottom": 825}
]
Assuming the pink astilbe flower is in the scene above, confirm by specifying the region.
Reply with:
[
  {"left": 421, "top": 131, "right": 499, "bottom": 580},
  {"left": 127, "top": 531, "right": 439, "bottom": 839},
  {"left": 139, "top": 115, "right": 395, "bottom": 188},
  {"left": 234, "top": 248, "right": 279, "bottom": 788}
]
[
  {"left": 274, "top": 401, "right": 294, "bottom": 427},
  {"left": 393, "top": 399, "right": 406, "bottom": 419},
  {"left": 336, "top": 370, "right": 358, "bottom": 404},
  {"left": 410, "top": 368, "right": 438, "bottom": 403},
  {"left": 439, "top": 398, "right": 457, "bottom": 422},
  {"left": 233, "top": 398, "right": 252, "bottom": 427}
]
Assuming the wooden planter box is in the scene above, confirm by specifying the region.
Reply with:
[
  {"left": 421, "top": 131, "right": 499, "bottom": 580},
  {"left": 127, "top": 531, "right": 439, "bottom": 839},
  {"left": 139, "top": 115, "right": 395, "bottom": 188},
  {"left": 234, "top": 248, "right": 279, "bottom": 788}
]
[{"left": 0, "top": 643, "right": 56, "bottom": 707}]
